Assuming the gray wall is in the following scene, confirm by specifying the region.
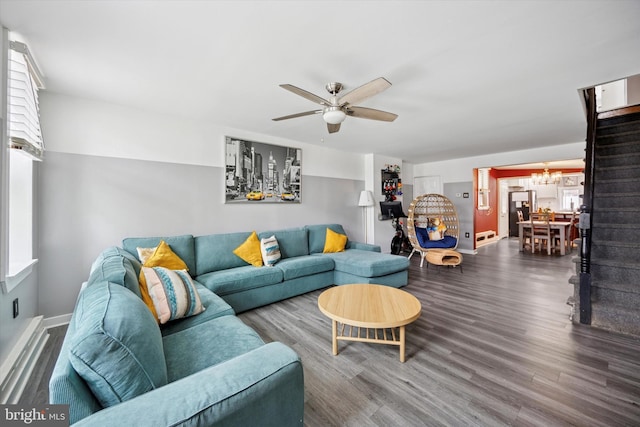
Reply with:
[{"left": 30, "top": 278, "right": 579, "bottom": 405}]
[
  {"left": 444, "top": 182, "right": 474, "bottom": 253},
  {"left": 38, "top": 152, "right": 364, "bottom": 318},
  {"left": 0, "top": 272, "right": 38, "bottom": 363}
]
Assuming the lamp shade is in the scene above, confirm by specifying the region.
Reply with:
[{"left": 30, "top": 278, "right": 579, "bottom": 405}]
[{"left": 358, "top": 190, "right": 375, "bottom": 207}]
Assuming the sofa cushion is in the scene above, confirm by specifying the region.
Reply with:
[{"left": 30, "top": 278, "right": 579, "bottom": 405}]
[
  {"left": 159, "top": 283, "right": 235, "bottom": 336},
  {"left": 416, "top": 227, "right": 458, "bottom": 249},
  {"left": 258, "top": 227, "right": 308, "bottom": 259},
  {"left": 69, "top": 283, "right": 167, "bottom": 408},
  {"left": 323, "top": 228, "right": 348, "bottom": 253},
  {"left": 122, "top": 235, "right": 196, "bottom": 275},
  {"left": 275, "top": 255, "right": 334, "bottom": 281},
  {"left": 196, "top": 265, "right": 283, "bottom": 296},
  {"left": 233, "top": 231, "right": 264, "bottom": 267},
  {"left": 306, "top": 224, "right": 348, "bottom": 254},
  {"left": 334, "top": 269, "right": 408, "bottom": 288},
  {"left": 195, "top": 231, "right": 254, "bottom": 274},
  {"left": 163, "top": 315, "right": 265, "bottom": 382},
  {"left": 86, "top": 251, "right": 141, "bottom": 298},
  {"left": 260, "top": 235, "right": 281, "bottom": 267},
  {"left": 141, "top": 267, "right": 205, "bottom": 324},
  {"left": 90, "top": 246, "right": 142, "bottom": 276},
  {"left": 317, "top": 249, "right": 410, "bottom": 277}
]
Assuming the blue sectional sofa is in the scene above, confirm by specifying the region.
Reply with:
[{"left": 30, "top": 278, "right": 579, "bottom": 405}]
[
  {"left": 50, "top": 224, "right": 409, "bottom": 425},
  {"left": 122, "top": 223, "right": 409, "bottom": 313}
]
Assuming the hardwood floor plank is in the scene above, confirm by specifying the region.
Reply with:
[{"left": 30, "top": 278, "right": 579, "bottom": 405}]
[{"left": 17, "top": 325, "right": 67, "bottom": 407}]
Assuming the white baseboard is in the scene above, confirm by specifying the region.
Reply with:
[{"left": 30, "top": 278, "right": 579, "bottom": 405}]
[
  {"left": 43, "top": 313, "right": 72, "bottom": 329},
  {"left": 458, "top": 248, "right": 478, "bottom": 255},
  {"left": 0, "top": 316, "right": 49, "bottom": 404}
]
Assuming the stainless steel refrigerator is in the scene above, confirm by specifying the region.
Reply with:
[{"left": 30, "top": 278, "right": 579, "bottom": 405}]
[{"left": 508, "top": 190, "right": 537, "bottom": 237}]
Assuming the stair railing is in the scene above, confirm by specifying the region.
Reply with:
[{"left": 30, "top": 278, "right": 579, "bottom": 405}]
[{"left": 579, "top": 87, "right": 597, "bottom": 324}]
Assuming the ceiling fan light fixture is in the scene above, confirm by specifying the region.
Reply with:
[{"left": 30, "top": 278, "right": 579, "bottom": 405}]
[
  {"left": 323, "top": 107, "right": 347, "bottom": 124},
  {"left": 274, "top": 78, "right": 396, "bottom": 133}
]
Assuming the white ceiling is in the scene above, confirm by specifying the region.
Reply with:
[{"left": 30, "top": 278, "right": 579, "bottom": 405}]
[{"left": 1, "top": 1, "right": 639, "bottom": 164}]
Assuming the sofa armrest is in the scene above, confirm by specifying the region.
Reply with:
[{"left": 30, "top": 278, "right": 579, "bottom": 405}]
[
  {"left": 73, "top": 342, "right": 304, "bottom": 427},
  {"left": 347, "top": 241, "right": 382, "bottom": 252}
]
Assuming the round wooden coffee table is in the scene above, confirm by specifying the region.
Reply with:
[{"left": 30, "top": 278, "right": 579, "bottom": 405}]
[{"left": 317, "top": 284, "right": 421, "bottom": 362}]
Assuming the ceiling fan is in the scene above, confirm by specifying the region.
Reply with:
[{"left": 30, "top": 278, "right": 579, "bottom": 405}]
[{"left": 272, "top": 77, "right": 398, "bottom": 134}]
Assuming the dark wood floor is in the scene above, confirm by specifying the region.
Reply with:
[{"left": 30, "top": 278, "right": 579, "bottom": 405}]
[
  {"left": 22, "top": 238, "right": 640, "bottom": 426},
  {"left": 18, "top": 323, "right": 67, "bottom": 407},
  {"left": 239, "top": 239, "right": 640, "bottom": 426}
]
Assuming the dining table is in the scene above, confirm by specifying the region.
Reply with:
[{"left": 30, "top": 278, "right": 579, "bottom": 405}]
[{"left": 517, "top": 220, "right": 574, "bottom": 255}]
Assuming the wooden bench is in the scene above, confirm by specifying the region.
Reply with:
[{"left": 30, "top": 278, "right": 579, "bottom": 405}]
[{"left": 475, "top": 230, "right": 498, "bottom": 247}]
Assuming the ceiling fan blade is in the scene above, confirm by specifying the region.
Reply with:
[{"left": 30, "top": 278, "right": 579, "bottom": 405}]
[
  {"left": 272, "top": 110, "right": 322, "bottom": 121},
  {"left": 338, "top": 77, "right": 392, "bottom": 106},
  {"left": 347, "top": 106, "right": 398, "bottom": 122},
  {"left": 280, "top": 84, "right": 331, "bottom": 106},
  {"left": 327, "top": 123, "right": 341, "bottom": 134}
]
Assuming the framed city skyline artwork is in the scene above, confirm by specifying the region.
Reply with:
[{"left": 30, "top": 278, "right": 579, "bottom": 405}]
[{"left": 224, "top": 136, "right": 301, "bottom": 204}]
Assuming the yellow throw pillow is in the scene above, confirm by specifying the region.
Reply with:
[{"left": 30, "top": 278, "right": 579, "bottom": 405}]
[
  {"left": 233, "top": 231, "right": 263, "bottom": 267},
  {"left": 143, "top": 240, "right": 189, "bottom": 270},
  {"left": 323, "top": 228, "right": 348, "bottom": 253},
  {"left": 138, "top": 240, "right": 189, "bottom": 321}
]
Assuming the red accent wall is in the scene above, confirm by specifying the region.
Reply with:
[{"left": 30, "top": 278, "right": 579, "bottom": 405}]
[{"left": 493, "top": 168, "right": 583, "bottom": 179}]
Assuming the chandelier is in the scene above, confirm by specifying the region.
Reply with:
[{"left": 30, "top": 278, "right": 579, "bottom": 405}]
[{"left": 531, "top": 166, "right": 562, "bottom": 185}]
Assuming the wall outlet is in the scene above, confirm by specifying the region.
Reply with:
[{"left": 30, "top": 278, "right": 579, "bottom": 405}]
[
  {"left": 13, "top": 298, "right": 19, "bottom": 318},
  {"left": 465, "top": 232, "right": 470, "bottom": 238}
]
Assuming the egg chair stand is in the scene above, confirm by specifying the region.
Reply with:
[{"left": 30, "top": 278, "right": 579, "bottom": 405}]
[{"left": 407, "top": 193, "right": 460, "bottom": 267}]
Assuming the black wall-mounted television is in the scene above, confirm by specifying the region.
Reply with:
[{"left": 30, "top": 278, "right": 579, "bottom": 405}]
[{"left": 379, "top": 201, "right": 406, "bottom": 220}]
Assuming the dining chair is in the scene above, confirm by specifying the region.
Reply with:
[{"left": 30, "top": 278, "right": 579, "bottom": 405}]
[
  {"left": 557, "top": 211, "right": 578, "bottom": 253},
  {"left": 519, "top": 210, "right": 532, "bottom": 251},
  {"left": 530, "top": 213, "right": 554, "bottom": 255}
]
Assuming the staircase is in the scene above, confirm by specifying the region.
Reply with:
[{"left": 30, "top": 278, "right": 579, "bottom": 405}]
[{"left": 573, "top": 108, "right": 640, "bottom": 336}]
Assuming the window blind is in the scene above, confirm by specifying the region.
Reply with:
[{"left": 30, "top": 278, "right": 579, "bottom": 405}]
[{"left": 8, "top": 41, "right": 45, "bottom": 161}]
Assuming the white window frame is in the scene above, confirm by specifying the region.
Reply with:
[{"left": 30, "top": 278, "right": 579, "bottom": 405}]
[
  {"left": 1, "top": 31, "right": 43, "bottom": 293},
  {"left": 477, "top": 168, "right": 491, "bottom": 210}
]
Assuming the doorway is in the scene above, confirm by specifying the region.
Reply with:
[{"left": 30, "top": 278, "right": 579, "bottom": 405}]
[{"left": 477, "top": 160, "right": 584, "bottom": 243}]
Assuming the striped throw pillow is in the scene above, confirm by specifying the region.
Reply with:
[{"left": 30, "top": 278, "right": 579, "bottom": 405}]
[
  {"left": 141, "top": 267, "right": 205, "bottom": 324},
  {"left": 260, "top": 235, "right": 281, "bottom": 267}
]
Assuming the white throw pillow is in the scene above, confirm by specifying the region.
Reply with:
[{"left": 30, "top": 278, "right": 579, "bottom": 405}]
[
  {"left": 136, "top": 246, "right": 158, "bottom": 264},
  {"left": 260, "top": 235, "right": 281, "bottom": 267},
  {"left": 140, "top": 267, "right": 204, "bottom": 324}
]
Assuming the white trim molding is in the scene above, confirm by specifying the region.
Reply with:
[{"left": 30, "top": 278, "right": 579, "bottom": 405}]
[
  {"left": 42, "top": 313, "right": 72, "bottom": 329},
  {"left": 0, "top": 316, "right": 49, "bottom": 404},
  {"left": 1, "top": 258, "right": 38, "bottom": 294}
]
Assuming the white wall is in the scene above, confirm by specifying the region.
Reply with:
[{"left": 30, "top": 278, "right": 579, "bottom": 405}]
[
  {"left": 41, "top": 93, "right": 363, "bottom": 180},
  {"left": 413, "top": 143, "right": 585, "bottom": 184},
  {"left": 363, "top": 154, "right": 406, "bottom": 252},
  {"left": 37, "top": 93, "right": 368, "bottom": 318},
  {"left": 35, "top": 92, "right": 588, "bottom": 317}
]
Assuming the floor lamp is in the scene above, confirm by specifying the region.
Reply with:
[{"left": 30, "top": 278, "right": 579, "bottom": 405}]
[{"left": 358, "top": 190, "right": 375, "bottom": 243}]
